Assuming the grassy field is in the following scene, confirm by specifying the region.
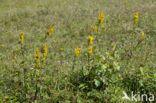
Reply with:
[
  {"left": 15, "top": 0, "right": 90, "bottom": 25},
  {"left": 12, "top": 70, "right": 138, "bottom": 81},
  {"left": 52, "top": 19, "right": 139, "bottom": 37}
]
[{"left": 0, "top": 0, "right": 156, "bottom": 103}]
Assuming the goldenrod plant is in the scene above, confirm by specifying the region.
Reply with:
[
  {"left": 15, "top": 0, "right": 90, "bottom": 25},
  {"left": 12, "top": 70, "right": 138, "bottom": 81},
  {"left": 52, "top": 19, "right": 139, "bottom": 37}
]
[
  {"left": 19, "top": 32, "right": 24, "bottom": 44},
  {"left": 72, "top": 48, "right": 80, "bottom": 70},
  {"left": 45, "top": 24, "right": 55, "bottom": 38},
  {"left": 133, "top": 12, "right": 139, "bottom": 27}
]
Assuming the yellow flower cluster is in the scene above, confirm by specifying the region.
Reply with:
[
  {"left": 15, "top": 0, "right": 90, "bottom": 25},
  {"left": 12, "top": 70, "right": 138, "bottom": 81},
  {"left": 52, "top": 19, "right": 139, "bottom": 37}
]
[
  {"left": 133, "top": 12, "right": 139, "bottom": 19},
  {"left": 34, "top": 48, "right": 41, "bottom": 67},
  {"left": 19, "top": 32, "right": 24, "bottom": 44},
  {"left": 41, "top": 44, "right": 48, "bottom": 59},
  {"left": 97, "top": 11, "right": 104, "bottom": 24},
  {"left": 74, "top": 48, "right": 80, "bottom": 57},
  {"left": 91, "top": 25, "right": 98, "bottom": 31},
  {"left": 11, "top": 50, "right": 17, "bottom": 62},
  {"left": 141, "top": 32, "right": 145, "bottom": 39},
  {"left": 46, "top": 24, "right": 55, "bottom": 36},
  {"left": 13, "top": 54, "right": 17, "bottom": 61},
  {"left": 88, "top": 46, "right": 93, "bottom": 54},
  {"left": 87, "top": 36, "right": 93, "bottom": 44}
]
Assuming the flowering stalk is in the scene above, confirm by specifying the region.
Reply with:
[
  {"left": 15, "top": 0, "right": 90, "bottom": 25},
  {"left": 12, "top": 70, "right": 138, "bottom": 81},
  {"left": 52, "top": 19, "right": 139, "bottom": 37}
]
[
  {"left": 33, "top": 48, "right": 41, "bottom": 101},
  {"left": 41, "top": 44, "right": 48, "bottom": 60},
  {"left": 72, "top": 48, "right": 80, "bottom": 70},
  {"left": 87, "top": 36, "right": 93, "bottom": 69},
  {"left": 18, "top": 32, "right": 28, "bottom": 98},
  {"left": 133, "top": 12, "right": 139, "bottom": 27},
  {"left": 87, "top": 36, "right": 93, "bottom": 45},
  {"left": 97, "top": 11, "right": 104, "bottom": 24},
  {"left": 87, "top": 46, "right": 93, "bottom": 68},
  {"left": 90, "top": 25, "right": 98, "bottom": 34},
  {"left": 45, "top": 24, "right": 55, "bottom": 39},
  {"left": 19, "top": 32, "right": 24, "bottom": 44},
  {"left": 96, "top": 12, "right": 104, "bottom": 45}
]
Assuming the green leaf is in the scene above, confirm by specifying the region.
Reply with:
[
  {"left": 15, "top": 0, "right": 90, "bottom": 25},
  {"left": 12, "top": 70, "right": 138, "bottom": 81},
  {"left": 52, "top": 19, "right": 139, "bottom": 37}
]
[
  {"left": 140, "top": 67, "right": 146, "bottom": 74},
  {"left": 82, "top": 66, "right": 89, "bottom": 76},
  {"left": 154, "top": 73, "right": 156, "bottom": 78},
  {"left": 101, "top": 76, "right": 106, "bottom": 83},
  {"left": 94, "top": 79, "right": 100, "bottom": 87},
  {"left": 79, "top": 84, "right": 87, "bottom": 89},
  {"left": 113, "top": 61, "right": 120, "bottom": 71}
]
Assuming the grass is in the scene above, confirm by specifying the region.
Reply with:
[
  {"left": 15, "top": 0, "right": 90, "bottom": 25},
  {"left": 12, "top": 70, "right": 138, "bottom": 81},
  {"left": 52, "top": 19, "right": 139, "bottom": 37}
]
[{"left": 0, "top": 0, "right": 156, "bottom": 103}]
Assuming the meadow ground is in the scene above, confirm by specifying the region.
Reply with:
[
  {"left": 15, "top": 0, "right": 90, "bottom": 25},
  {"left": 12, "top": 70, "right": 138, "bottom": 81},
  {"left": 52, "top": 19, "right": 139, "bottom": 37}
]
[{"left": 0, "top": 0, "right": 156, "bottom": 103}]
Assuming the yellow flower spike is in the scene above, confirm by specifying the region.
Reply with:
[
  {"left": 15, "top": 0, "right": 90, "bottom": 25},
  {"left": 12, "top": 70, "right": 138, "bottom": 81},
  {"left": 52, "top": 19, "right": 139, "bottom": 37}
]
[
  {"left": 34, "top": 48, "right": 41, "bottom": 60},
  {"left": 91, "top": 25, "right": 98, "bottom": 31},
  {"left": 88, "top": 46, "right": 93, "bottom": 54},
  {"left": 101, "top": 24, "right": 105, "bottom": 29},
  {"left": 74, "top": 48, "right": 80, "bottom": 57},
  {"left": 133, "top": 12, "right": 139, "bottom": 19},
  {"left": 19, "top": 32, "right": 24, "bottom": 44},
  {"left": 36, "top": 59, "right": 40, "bottom": 67},
  {"left": 97, "top": 11, "right": 104, "bottom": 24},
  {"left": 34, "top": 48, "right": 41, "bottom": 67},
  {"left": 11, "top": 50, "right": 17, "bottom": 62},
  {"left": 141, "top": 32, "right": 145, "bottom": 39},
  {"left": 87, "top": 36, "right": 93, "bottom": 44},
  {"left": 46, "top": 24, "right": 55, "bottom": 36},
  {"left": 41, "top": 44, "right": 48, "bottom": 59}
]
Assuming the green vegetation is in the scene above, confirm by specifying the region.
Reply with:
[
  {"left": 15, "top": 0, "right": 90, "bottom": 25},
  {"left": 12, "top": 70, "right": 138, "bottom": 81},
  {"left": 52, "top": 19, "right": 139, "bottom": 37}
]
[{"left": 0, "top": 0, "right": 156, "bottom": 102}]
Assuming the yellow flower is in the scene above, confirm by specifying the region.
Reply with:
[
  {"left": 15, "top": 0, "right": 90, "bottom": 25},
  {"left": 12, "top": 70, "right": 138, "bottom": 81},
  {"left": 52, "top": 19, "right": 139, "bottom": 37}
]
[
  {"left": 87, "top": 36, "right": 93, "bottom": 44},
  {"left": 88, "top": 46, "right": 93, "bottom": 54},
  {"left": 34, "top": 48, "right": 40, "bottom": 60},
  {"left": 141, "top": 32, "right": 145, "bottom": 39},
  {"left": 133, "top": 12, "right": 139, "bottom": 19},
  {"left": 91, "top": 25, "right": 98, "bottom": 31},
  {"left": 14, "top": 54, "right": 17, "bottom": 60},
  {"left": 19, "top": 32, "right": 24, "bottom": 44},
  {"left": 34, "top": 48, "right": 41, "bottom": 67},
  {"left": 97, "top": 11, "right": 104, "bottom": 24},
  {"left": 60, "top": 48, "right": 64, "bottom": 51},
  {"left": 11, "top": 50, "right": 17, "bottom": 62},
  {"left": 46, "top": 24, "right": 55, "bottom": 36},
  {"left": 4, "top": 96, "right": 8, "bottom": 99},
  {"left": 41, "top": 44, "right": 48, "bottom": 59},
  {"left": 74, "top": 48, "right": 80, "bottom": 57},
  {"left": 1, "top": 44, "right": 5, "bottom": 47},
  {"left": 101, "top": 24, "right": 105, "bottom": 29}
]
